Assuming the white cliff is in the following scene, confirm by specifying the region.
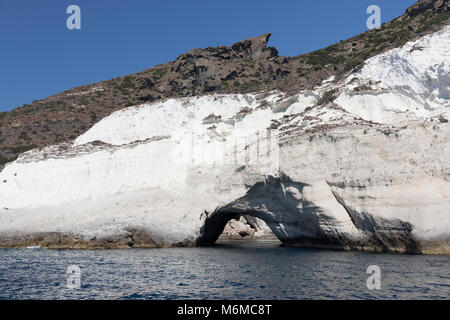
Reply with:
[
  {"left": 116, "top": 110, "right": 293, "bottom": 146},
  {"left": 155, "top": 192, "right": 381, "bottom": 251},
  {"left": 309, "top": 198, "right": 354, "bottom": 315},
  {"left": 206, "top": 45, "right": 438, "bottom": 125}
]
[
  {"left": 335, "top": 25, "right": 450, "bottom": 123},
  {"left": 0, "top": 27, "right": 449, "bottom": 253}
]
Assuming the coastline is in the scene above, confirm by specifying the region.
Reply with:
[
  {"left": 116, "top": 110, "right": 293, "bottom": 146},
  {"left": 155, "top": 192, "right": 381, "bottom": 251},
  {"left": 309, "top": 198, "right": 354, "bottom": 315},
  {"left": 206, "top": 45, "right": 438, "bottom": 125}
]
[{"left": 1, "top": 232, "right": 448, "bottom": 255}]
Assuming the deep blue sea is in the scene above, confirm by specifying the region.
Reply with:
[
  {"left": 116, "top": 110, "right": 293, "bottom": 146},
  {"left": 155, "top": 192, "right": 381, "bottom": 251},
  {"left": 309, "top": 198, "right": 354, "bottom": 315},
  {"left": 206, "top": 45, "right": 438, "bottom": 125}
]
[{"left": 0, "top": 242, "right": 448, "bottom": 300}]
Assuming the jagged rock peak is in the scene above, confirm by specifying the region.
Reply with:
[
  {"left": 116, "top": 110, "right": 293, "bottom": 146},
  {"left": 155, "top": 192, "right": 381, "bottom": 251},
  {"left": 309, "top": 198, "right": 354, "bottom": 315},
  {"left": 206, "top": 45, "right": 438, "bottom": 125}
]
[
  {"left": 230, "top": 33, "right": 277, "bottom": 59},
  {"left": 177, "top": 32, "right": 278, "bottom": 62}
]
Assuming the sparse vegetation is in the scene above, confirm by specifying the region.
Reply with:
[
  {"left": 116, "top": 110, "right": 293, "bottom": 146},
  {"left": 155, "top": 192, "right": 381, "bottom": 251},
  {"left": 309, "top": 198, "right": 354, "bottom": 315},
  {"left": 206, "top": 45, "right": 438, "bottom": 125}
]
[
  {"left": 110, "top": 77, "right": 137, "bottom": 96},
  {"left": 151, "top": 68, "right": 167, "bottom": 81},
  {"left": 317, "top": 89, "right": 338, "bottom": 106},
  {"left": 296, "top": 67, "right": 306, "bottom": 76},
  {"left": 9, "top": 110, "right": 19, "bottom": 117},
  {"left": 240, "top": 80, "right": 262, "bottom": 93},
  {"left": 221, "top": 81, "right": 230, "bottom": 89},
  {"left": 18, "top": 131, "right": 30, "bottom": 141},
  {"left": 79, "top": 98, "right": 90, "bottom": 106},
  {"left": 417, "top": 11, "right": 450, "bottom": 34},
  {"left": 257, "top": 100, "right": 270, "bottom": 109},
  {"left": 8, "top": 145, "right": 36, "bottom": 154},
  {"left": 344, "top": 58, "right": 364, "bottom": 72},
  {"left": 89, "top": 111, "right": 98, "bottom": 122},
  {"left": 121, "top": 76, "right": 136, "bottom": 90},
  {"left": 303, "top": 50, "right": 346, "bottom": 71},
  {"left": 354, "top": 84, "right": 373, "bottom": 92}
]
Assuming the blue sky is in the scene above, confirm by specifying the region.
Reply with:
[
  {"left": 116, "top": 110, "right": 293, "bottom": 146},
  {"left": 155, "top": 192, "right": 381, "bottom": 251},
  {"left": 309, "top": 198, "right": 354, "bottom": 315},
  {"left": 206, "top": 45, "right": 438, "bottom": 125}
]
[{"left": 0, "top": 0, "right": 417, "bottom": 111}]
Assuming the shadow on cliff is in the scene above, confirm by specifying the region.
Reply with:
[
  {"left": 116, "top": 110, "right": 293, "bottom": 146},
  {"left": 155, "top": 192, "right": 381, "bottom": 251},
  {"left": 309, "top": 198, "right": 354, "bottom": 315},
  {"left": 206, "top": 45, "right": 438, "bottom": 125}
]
[
  {"left": 197, "top": 173, "right": 346, "bottom": 248},
  {"left": 197, "top": 172, "right": 421, "bottom": 254}
]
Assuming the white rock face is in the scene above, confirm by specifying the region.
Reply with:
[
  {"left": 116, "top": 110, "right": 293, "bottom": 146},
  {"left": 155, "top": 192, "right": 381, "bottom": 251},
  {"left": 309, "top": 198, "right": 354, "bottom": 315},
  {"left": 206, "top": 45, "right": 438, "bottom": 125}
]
[
  {"left": 0, "top": 27, "right": 449, "bottom": 253},
  {"left": 336, "top": 25, "right": 450, "bottom": 123}
]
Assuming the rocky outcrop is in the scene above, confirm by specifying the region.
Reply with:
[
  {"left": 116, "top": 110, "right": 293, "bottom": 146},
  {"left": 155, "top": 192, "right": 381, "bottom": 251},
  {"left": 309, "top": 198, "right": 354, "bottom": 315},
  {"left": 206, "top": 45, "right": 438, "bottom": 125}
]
[
  {"left": 405, "top": 0, "right": 449, "bottom": 17},
  {"left": 170, "top": 33, "right": 289, "bottom": 94}
]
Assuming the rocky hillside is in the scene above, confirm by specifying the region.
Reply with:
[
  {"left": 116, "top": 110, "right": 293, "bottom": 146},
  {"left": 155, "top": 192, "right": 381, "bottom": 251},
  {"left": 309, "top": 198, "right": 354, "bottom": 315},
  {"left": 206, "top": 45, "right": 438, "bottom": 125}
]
[{"left": 0, "top": 0, "right": 449, "bottom": 167}]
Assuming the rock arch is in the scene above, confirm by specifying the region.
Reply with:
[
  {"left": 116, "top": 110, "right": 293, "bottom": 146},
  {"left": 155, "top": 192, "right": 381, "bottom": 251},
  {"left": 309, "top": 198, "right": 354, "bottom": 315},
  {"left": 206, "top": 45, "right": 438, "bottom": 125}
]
[
  {"left": 196, "top": 173, "right": 420, "bottom": 253},
  {"left": 196, "top": 174, "right": 334, "bottom": 246}
]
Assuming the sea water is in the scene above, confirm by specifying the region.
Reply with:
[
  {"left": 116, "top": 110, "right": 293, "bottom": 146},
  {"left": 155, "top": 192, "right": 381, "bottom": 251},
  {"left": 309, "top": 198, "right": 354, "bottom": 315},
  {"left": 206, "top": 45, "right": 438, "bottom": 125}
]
[{"left": 0, "top": 242, "right": 448, "bottom": 299}]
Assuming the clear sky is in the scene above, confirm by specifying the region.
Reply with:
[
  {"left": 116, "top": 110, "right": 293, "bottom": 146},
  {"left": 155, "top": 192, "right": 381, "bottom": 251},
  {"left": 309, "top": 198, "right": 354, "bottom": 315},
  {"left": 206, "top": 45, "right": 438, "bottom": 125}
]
[{"left": 0, "top": 0, "right": 417, "bottom": 111}]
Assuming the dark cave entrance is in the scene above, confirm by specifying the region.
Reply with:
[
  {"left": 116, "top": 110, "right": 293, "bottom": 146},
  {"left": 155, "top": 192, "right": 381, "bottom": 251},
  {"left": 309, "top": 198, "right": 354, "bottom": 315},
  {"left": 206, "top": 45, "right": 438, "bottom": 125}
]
[
  {"left": 196, "top": 210, "right": 282, "bottom": 246},
  {"left": 196, "top": 175, "right": 307, "bottom": 246}
]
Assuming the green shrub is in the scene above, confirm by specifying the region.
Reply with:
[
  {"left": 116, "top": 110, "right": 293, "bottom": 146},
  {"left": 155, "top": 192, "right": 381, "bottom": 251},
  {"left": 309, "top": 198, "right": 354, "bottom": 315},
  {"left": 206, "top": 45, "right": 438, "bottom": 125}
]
[
  {"left": 317, "top": 89, "right": 338, "bottom": 106},
  {"left": 241, "top": 80, "right": 261, "bottom": 92},
  {"left": 18, "top": 131, "right": 30, "bottom": 141},
  {"left": 296, "top": 67, "right": 306, "bottom": 76},
  {"left": 121, "top": 76, "right": 136, "bottom": 90},
  {"left": 304, "top": 51, "right": 345, "bottom": 68},
  {"left": 9, "top": 110, "right": 19, "bottom": 117},
  {"left": 344, "top": 58, "right": 364, "bottom": 72},
  {"left": 257, "top": 100, "right": 270, "bottom": 109},
  {"left": 152, "top": 68, "right": 167, "bottom": 81},
  {"left": 416, "top": 11, "right": 450, "bottom": 34},
  {"left": 354, "top": 84, "right": 372, "bottom": 92},
  {"left": 79, "top": 98, "right": 90, "bottom": 106}
]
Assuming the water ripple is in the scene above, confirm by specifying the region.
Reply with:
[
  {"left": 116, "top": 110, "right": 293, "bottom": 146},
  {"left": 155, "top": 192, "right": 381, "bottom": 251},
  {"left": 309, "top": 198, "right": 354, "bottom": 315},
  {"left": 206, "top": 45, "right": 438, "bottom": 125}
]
[{"left": 0, "top": 245, "right": 448, "bottom": 300}]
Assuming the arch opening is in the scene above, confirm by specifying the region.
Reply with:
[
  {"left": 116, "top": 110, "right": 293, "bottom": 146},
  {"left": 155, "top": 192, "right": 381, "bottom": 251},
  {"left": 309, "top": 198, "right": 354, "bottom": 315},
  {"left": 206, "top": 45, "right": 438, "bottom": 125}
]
[
  {"left": 196, "top": 174, "right": 310, "bottom": 246},
  {"left": 196, "top": 209, "right": 285, "bottom": 246},
  {"left": 217, "top": 214, "right": 280, "bottom": 243}
]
